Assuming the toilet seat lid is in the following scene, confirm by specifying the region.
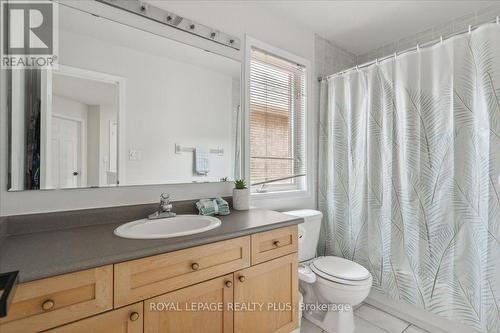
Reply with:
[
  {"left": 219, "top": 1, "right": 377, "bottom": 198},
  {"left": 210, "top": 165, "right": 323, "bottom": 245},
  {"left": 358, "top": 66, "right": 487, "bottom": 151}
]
[{"left": 311, "top": 256, "right": 371, "bottom": 282}]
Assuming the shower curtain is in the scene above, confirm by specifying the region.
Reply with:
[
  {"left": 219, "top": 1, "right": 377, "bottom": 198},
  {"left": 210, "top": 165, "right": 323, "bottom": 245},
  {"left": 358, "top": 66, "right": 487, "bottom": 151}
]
[{"left": 318, "top": 23, "right": 500, "bottom": 333}]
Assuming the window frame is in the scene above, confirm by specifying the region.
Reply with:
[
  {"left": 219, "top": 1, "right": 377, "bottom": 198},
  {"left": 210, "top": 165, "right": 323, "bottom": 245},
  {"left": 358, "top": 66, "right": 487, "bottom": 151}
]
[{"left": 244, "top": 36, "right": 312, "bottom": 202}]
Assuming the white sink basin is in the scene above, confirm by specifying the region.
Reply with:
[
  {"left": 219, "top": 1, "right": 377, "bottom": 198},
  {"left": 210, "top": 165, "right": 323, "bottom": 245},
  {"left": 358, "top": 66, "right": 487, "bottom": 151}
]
[{"left": 114, "top": 215, "right": 221, "bottom": 239}]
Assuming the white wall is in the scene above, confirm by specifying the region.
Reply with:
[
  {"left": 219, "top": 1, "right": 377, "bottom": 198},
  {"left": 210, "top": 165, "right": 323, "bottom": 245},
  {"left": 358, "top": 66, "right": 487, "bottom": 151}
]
[
  {"left": 98, "top": 105, "right": 117, "bottom": 186},
  {"left": 59, "top": 28, "right": 235, "bottom": 185},
  {"left": 356, "top": 2, "right": 500, "bottom": 64},
  {"left": 87, "top": 105, "right": 100, "bottom": 187},
  {"left": 53, "top": 94, "right": 88, "bottom": 120},
  {"left": 152, "top": 1, "right": 322, "bottom": 212},
  {"left": 0, "top": 0, "right": 317, "bottom": 216}
]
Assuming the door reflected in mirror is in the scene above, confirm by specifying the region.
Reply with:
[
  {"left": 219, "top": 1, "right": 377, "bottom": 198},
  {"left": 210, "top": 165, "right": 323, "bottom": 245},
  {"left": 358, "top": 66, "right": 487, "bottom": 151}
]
[
  {"left": 49, "top": 68, "right": 120, "bottom": 189},
  {"left": 8, "top": 3, "right": 241, "bottom": 191}
]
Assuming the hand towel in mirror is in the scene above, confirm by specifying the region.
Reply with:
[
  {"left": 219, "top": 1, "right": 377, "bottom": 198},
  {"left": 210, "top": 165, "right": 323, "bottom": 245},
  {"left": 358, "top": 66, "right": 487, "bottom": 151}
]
[{"left": 195, "top": 147, "right": 210, "bottom": 175}]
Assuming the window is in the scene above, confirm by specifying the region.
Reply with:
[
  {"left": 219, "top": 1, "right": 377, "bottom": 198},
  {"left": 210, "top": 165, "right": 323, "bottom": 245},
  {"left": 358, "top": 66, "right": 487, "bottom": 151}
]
[{"left": 249, "top": 47, "right": 307, "bottom": 194}]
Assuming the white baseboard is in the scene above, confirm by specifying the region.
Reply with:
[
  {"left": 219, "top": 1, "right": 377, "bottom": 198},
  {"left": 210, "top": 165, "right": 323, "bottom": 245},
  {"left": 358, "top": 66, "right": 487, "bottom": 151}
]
[{"left": 365, "top": 291, "right": 481, "bottom": 333}]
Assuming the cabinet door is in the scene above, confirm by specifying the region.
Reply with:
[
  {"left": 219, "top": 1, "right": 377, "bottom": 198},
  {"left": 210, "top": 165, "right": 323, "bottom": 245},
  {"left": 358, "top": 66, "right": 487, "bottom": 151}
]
[
  {"left": 144, "top": 274, "right": 234, "bottom": 333},
  {"left": 45, "top": 303, "right": 143, "bottom": 333},
  {"left": 0, "top": 265, "right": 113, "bottom": 333},
  {"left": 234, "top": 254, "right": 298, "bottom": 333}
]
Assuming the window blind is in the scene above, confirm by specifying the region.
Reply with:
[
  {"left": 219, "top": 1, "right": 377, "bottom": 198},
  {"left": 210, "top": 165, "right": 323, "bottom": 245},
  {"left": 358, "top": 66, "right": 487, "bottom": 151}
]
[{"left": 249, "top": 47, "right": 306, "bottom": 191}]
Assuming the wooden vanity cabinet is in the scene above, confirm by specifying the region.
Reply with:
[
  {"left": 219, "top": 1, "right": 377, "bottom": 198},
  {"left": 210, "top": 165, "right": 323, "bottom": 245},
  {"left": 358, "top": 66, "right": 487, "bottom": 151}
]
[
  {"left": 45, "top": 302, "right": 143, "bottom": 333},
  {"left": 251, "top": 226, "right": 298, "bottom": 265},
  {"left": 0, "top": 225, "right": 299, "bottom": 333},
  {"left": 0, "top": 265, "right": 113, "bottom": 333},
  {"left": 144, "top": 274, "right": 234, "bottom": 333},
  {"left": 114, "top": 236, "right": 251, "bottom": 307},
  {"left": 234, "top": 253, "right": 298, "bottom": 333}
]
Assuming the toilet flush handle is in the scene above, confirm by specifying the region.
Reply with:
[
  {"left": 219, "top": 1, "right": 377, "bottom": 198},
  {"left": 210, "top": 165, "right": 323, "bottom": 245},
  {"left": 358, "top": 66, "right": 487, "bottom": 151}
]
[{"left": 298, "top": 265, "right": 316, "bottom": 284}]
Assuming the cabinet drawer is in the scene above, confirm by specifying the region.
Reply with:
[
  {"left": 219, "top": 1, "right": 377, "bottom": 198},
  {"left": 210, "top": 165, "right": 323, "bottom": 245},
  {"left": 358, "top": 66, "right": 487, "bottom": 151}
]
[
  {"left": 114, "top": 236, "right": 250, "bottom": 307},
  {"left": 0, "top": 265, "right": 113, "bottom": 333},
  {"left": 251, "top": 226, "right": 298, "bottom": 265},
  {"left": 45, "top": 302, "right": 143, "bottom": 333}
]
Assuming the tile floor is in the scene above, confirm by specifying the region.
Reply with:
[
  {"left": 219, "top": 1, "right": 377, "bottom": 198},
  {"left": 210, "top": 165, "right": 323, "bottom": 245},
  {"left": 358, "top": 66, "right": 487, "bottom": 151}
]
[{"left": 300, "top": 303, "right": 429, "bottom": 333}]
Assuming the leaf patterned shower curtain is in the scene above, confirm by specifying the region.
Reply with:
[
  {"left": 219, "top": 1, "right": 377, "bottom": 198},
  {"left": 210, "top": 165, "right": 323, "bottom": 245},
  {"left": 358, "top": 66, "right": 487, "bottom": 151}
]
[{"left": 318, "top": 23, "right": 500, "bottom": 333}]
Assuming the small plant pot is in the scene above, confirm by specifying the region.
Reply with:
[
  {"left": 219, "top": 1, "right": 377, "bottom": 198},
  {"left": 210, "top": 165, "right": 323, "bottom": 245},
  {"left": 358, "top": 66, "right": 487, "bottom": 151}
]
[{"left": 232, "top": 188, "right": 250, "bottom": 210}]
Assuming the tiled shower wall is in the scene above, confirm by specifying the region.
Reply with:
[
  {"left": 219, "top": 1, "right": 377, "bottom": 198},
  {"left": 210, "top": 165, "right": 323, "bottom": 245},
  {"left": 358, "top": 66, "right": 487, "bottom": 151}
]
[
  {"left": 315, "top": 34, "right": 356, "bottom": 79},
  {"left": 357, "top": 3, "right": 500, "bottom": 64},
  {"left": 315, "top": 3, "right": 500, "bottom": 76}
]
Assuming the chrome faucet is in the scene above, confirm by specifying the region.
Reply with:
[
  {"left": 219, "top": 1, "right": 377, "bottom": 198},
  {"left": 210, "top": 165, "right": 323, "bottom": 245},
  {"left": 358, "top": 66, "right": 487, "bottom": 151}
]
[{"left": 148, "top": 193, "right": 176, "bottom": 220}]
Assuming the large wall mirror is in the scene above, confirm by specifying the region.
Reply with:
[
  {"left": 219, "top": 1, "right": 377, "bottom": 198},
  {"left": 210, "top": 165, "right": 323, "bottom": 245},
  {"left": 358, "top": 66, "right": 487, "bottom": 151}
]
[{"left": 8, "top": 4, "right": 242, "bottom": 191}]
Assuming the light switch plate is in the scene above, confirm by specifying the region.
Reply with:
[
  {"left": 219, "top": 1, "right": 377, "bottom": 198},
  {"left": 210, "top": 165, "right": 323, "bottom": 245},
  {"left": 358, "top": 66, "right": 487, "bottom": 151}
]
[{"left": 129, "top": 150, "right": 142, "bottom": 160}]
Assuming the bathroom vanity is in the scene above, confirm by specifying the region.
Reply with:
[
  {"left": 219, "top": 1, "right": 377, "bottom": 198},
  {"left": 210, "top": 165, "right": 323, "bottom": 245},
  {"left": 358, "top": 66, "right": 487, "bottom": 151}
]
[
  {"left": 0, "top": 1, "right": 302, "bottom": 331},
  {"left": 0, "top": 208, "right": 301, "bottom": 333}
]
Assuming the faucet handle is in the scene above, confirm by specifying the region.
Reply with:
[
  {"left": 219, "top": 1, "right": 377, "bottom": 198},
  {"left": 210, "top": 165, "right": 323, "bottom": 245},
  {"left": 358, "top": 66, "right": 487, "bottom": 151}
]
[
  {"left": 160, "top": 193, "right": 172, "bottom": 205},
  {"left": 159, "top": 193, "right": 173, "bottom": 212},
  {"left": 148, "top": 193, "right": 175, "bottom": 219}
]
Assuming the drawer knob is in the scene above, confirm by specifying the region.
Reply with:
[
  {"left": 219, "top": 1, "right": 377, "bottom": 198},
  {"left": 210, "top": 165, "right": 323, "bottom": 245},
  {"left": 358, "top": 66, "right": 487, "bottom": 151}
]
[
  {"left": 273, "top": 240, "right": 280, "bottom": 247},
  {"left": 130, "top": 311, "right": 140, "bottom": 322},
  {"left": 238, "top": 276, "right": 245, "bottom": 283},
  {"left": 225, "top": 281, "right": 233, "bottom": 288},
  {"left": 191, "top": 262, "right": 200, "bottom": 270},
  {"left": 42, "top": 299, "right": 55, "bottom": 311}
]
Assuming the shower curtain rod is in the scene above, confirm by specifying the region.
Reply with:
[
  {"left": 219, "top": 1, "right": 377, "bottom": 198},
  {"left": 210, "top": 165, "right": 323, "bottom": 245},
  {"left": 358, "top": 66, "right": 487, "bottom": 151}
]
[{"left": 318, "top": 15, "right": 500, "bottom": 81}]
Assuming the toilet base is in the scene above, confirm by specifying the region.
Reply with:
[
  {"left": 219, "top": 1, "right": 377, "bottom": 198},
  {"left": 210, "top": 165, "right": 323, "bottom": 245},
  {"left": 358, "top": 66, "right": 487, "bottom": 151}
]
[{"left": 303, "top": 306, "right": 354, "bottom": 333}]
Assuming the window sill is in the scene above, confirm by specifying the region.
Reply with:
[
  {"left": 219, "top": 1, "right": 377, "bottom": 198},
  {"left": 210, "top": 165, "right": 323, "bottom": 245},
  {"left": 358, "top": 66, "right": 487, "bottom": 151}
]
[
  {"left": 251, "top": 189, "right": 310, "bottom": 200},
  {"left": 250, "top": 188, "right": 313, "bottom": 210}
]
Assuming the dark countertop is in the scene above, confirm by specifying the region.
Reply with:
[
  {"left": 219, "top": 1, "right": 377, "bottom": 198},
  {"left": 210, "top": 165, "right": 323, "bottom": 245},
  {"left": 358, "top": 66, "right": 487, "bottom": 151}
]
[{"left": 0, "top": 209, "right": 302, "bottom": 283}]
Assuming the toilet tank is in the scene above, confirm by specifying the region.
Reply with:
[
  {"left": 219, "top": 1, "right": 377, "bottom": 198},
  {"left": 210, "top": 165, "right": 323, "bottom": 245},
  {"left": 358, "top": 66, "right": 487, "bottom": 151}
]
[{"left": 283, "top": 210, "right": 323, "bottom": 262}]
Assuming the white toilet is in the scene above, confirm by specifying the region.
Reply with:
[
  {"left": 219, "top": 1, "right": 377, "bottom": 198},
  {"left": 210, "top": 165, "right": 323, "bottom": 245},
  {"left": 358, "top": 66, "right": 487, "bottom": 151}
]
[{"left": 284, "top": 210, "right": 373, "bottom": 333}]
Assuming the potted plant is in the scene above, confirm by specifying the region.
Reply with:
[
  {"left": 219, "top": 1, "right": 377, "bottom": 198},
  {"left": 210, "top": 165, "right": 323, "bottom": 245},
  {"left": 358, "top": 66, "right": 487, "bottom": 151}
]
[{"left": 232, "top": 179, "right": 250, "bottom": 210}]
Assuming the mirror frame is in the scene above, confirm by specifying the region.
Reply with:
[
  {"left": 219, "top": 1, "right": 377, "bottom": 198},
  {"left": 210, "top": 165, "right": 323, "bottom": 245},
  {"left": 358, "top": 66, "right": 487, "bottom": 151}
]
[{"left": 7, "top": 1, "right": 243, "bottom": 191}]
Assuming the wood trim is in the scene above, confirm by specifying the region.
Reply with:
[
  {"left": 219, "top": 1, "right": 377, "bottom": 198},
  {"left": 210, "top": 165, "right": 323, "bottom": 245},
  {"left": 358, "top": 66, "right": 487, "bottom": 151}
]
[
  {"left": 45, "top": 302, "right": 143, "bottom": 333},
  {"left": 251, "top": 225, "right": 298, "bottom": 265},
  {"left": 114, "top": 236, "right": 250, "bottom": 307},
  {"left": 0, "top": 265, "right": 113, "bottom": 333}
]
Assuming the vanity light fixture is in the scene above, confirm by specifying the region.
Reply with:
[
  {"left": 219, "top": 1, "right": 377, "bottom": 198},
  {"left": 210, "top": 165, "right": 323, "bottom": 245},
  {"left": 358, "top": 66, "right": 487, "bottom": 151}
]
[{"left": 97, "top": 0, "right": 241, "bottom": 50}]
